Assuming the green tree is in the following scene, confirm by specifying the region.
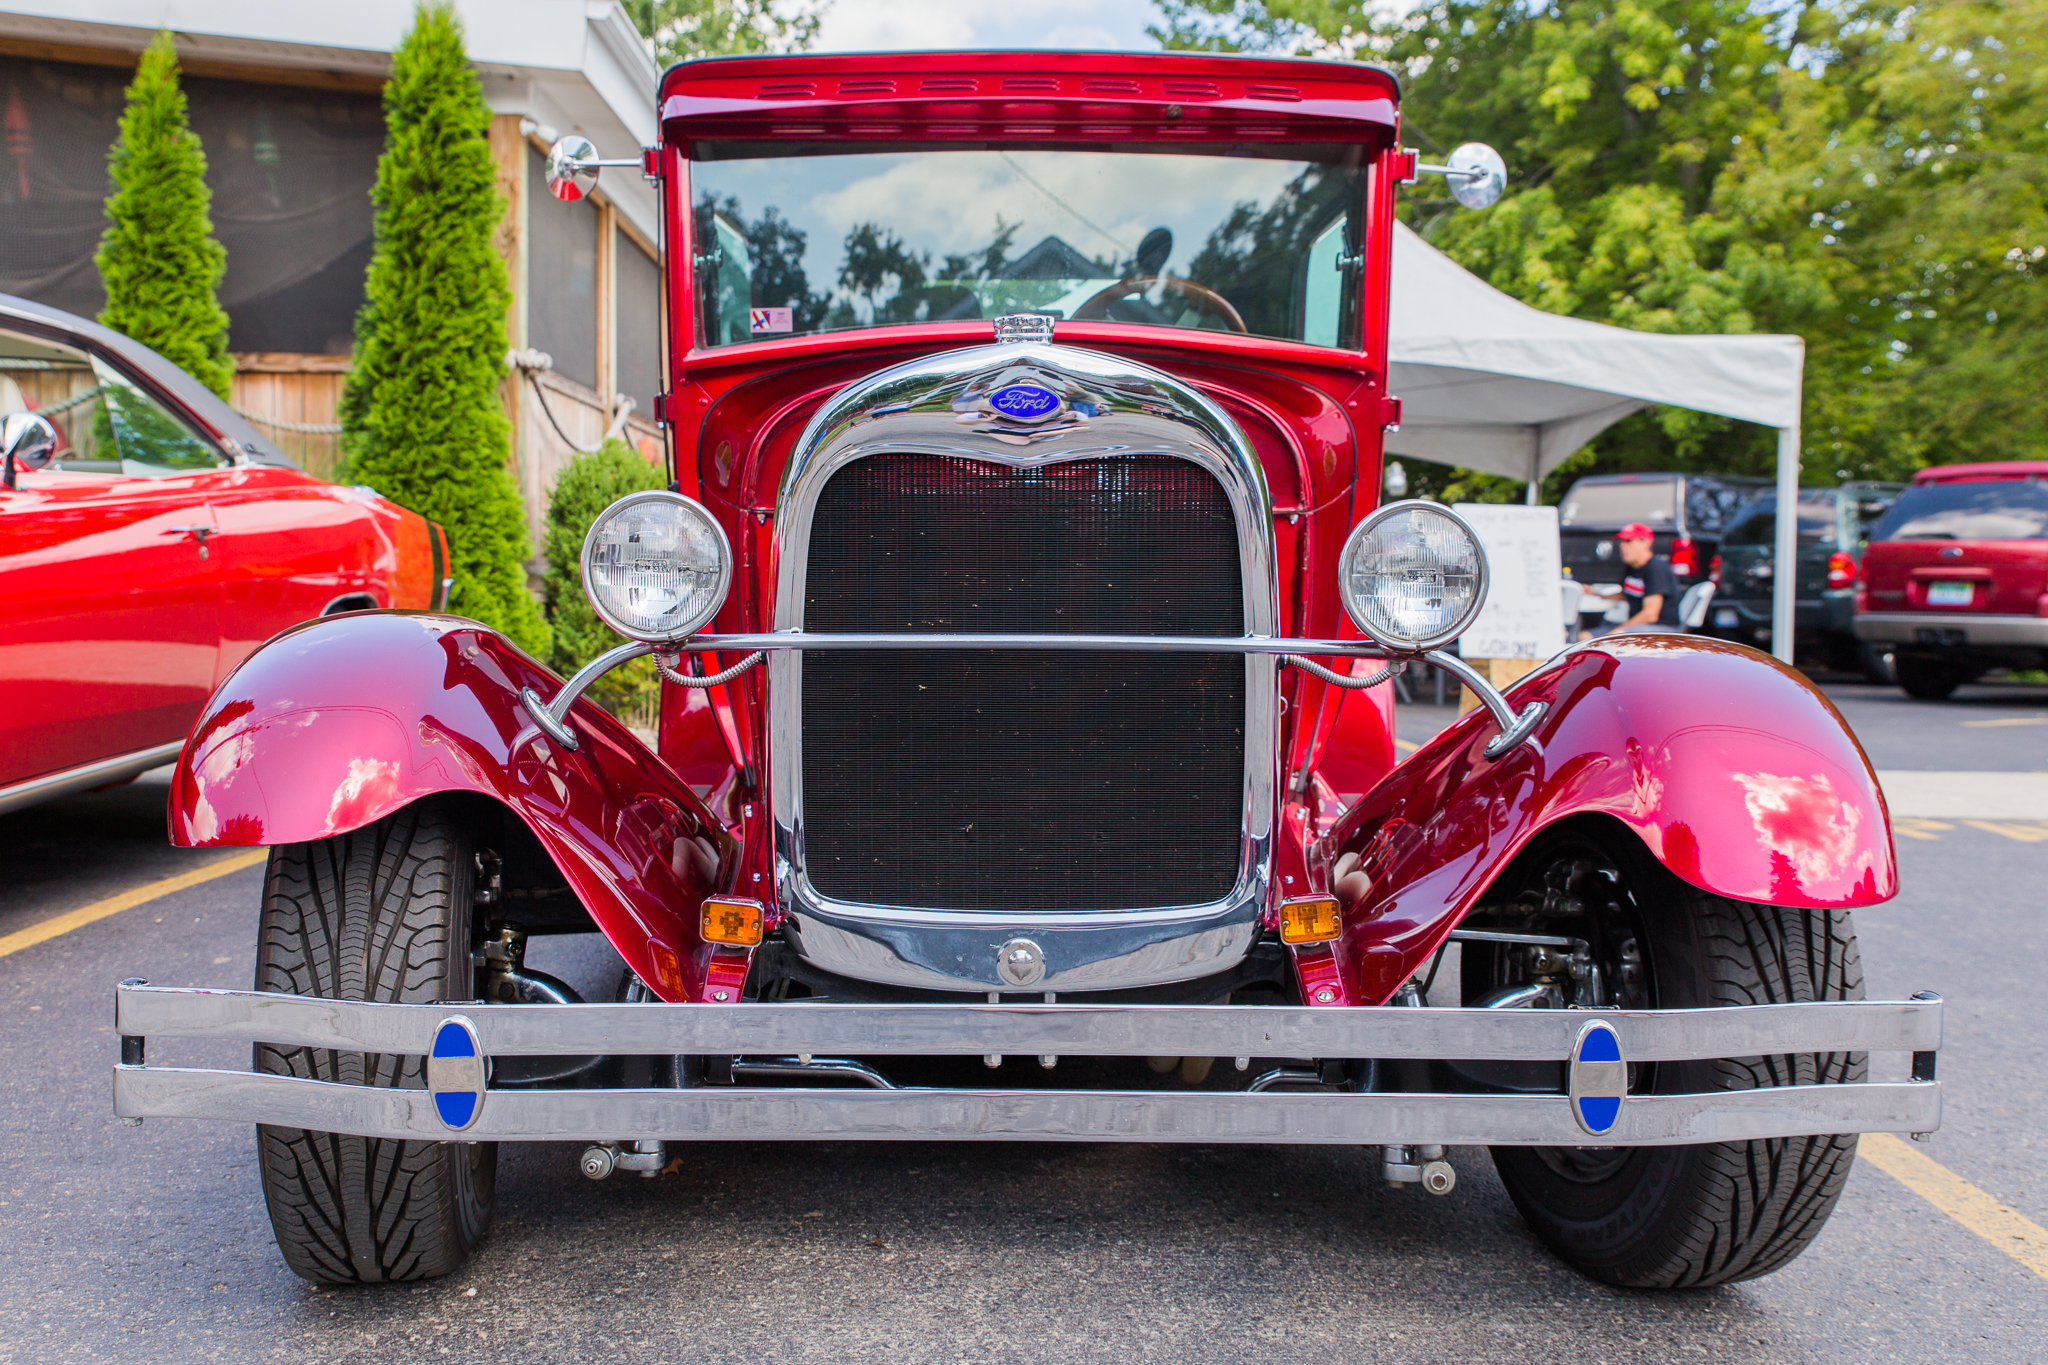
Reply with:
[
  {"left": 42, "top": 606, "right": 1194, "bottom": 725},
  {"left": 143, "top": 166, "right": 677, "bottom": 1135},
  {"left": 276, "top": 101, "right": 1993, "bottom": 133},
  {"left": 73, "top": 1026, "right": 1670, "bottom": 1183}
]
[
  {"left": 95, "top": 30, "right": 233, "bottom": 400},
  {"left": 340, "top": 1, "right": 550, "bottom": 655},
  {"left": 542, "top": 440, "right": 668, "bottom": 710},
  {"left": 624, "top": 0, "right": 826, "bottom": 66}
]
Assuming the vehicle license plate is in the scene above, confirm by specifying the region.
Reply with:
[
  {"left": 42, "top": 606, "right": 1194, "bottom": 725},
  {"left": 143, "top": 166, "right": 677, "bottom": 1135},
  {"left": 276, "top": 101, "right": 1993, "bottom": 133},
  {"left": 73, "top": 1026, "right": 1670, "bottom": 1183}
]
[
  {"left": 1713, "top": 608, "right": 1739, "bottom": 628},
  {"left": 1926, "top": 581, "right": 1974, "bottom": 606}
]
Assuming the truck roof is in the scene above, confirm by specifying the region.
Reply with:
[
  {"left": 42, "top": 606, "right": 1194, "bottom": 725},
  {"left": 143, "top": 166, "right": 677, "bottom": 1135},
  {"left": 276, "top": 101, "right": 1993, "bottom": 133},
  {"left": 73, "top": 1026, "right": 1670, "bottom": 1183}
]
[{"left": 1911, "top": 461, "right": 2048, "bottom": 483}]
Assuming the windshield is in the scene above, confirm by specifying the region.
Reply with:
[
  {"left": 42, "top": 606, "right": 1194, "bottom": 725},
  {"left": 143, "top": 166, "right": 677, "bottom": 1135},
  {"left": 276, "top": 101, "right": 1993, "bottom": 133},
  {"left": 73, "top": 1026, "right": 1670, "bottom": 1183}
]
[
  {"left": 1721, "top": 494, "right": 1837, "bottom": 548},
  {"left": 688, "top": 145, "right": 1364, "bottom": 349},
  {"left": 1559, "top": 480, "right": 1677, "bottom": 528},
  {"left": 1870, "top": 480, "right": 2048, "bottom": 541}
]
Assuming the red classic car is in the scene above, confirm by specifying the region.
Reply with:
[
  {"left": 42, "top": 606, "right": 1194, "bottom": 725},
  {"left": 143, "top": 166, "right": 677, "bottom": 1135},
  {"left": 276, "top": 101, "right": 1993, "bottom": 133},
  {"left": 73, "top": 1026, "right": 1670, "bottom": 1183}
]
[
  {"left": 120, "top": 51, "right": 1937, "bottom": 1292},
  {"left": 0, "top": 294, "right": 449, "bottom": 814},
  {"left": 1854, "top": 461, "right": 2048, "bottom": 698}
]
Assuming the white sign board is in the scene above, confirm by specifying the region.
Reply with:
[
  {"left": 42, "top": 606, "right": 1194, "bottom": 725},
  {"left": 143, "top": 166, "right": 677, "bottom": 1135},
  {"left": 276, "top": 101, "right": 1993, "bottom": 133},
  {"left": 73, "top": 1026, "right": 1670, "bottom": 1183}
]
[{"left": 1453, "top": 503, "right": 1565, "bottom": 660}]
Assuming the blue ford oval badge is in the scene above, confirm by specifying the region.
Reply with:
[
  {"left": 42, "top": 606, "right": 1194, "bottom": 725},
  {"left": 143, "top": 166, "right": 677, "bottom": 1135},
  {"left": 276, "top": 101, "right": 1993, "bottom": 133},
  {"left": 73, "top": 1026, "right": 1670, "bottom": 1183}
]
[
  {"left": 1568, "top": 1019, "right": 1626, "bottom": 1137},
  {"left": 427, "top": 1016, "right": 486, "bottom": 1132},
  {"left": 988, "top": 383, "right": 1061, "bottom": 422}
]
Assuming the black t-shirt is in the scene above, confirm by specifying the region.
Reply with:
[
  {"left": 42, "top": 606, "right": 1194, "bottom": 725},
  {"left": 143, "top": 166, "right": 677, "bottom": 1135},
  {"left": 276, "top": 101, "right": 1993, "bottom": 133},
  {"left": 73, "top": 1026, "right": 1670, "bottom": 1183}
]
[{"left": 1622, "top": 557, "right": 1683, "bottom": 626}]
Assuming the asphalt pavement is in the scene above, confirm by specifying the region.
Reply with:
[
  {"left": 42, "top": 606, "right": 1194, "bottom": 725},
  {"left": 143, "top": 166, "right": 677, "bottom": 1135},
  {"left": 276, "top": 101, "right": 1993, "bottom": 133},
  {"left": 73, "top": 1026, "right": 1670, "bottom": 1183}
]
[{"left": 2, "top": 674, "right": 2045, "bottom": 1364}]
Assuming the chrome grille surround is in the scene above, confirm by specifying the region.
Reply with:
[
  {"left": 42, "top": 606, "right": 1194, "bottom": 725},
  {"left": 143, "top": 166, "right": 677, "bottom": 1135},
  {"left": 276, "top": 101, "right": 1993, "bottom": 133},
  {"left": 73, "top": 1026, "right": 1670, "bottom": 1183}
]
[{"left": 769, "top": 338, "right": 1278, "bottom": 993}]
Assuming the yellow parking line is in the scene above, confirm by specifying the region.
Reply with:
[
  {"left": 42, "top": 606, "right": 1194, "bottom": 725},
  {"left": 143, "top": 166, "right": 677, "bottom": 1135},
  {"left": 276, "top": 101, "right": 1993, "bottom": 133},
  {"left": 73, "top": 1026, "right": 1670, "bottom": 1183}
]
[
  {"left": 1961, "top": 820, "right": 2048, "bottom": 843},
  {"left": 0, "top": 849, "right": 268, "bottom": 961},
  {"left": 1961, "top": 716, "right": 2048, "bottom": 728},
  {"left": 1395, "top": 738, "right": 1420, "bottom": 754},
  {"left": 1862, "top": 1133, "right": 2048, "bottom": 1282},
  {"left": 1893, "top": 818, "right": 1955, "bottom": 842}
]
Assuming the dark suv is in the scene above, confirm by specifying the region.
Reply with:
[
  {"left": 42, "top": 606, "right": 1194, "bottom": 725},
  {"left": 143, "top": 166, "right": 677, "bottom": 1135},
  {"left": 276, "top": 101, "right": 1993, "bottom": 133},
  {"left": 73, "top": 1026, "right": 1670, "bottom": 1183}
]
[
  {"left": 1706, "top": 483, "right": 1903, "bottom": 676},
  {"left": 1559, "top": 473, "right": 1770, "bottom": 628}
]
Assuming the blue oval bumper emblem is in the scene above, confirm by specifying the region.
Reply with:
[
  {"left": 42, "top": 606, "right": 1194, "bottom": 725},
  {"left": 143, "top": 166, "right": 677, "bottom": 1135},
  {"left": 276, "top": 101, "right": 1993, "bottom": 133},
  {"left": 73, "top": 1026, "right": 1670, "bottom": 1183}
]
[
  {"left": 1568, "top": 1019, "right": 1626, "bottom": 1137},
  {"left": 427, "top": 1016, "right": 486, "bottom": 1132},
  {"left": 988, "top": 383, "right": 1061, "bottom": 422}
]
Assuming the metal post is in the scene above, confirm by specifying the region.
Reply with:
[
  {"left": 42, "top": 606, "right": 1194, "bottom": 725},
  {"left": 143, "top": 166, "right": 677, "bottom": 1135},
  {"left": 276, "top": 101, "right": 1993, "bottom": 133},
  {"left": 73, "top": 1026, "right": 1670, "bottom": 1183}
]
[{"left": 1771, "top": 420, "right": 1801, "bottom": 665}]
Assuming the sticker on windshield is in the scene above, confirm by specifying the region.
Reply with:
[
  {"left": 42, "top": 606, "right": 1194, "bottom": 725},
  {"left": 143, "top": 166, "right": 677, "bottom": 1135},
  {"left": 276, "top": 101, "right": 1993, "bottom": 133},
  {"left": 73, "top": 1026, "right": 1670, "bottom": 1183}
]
[{"left": 749, "top": 307, "right": 793, "bottom": 334}]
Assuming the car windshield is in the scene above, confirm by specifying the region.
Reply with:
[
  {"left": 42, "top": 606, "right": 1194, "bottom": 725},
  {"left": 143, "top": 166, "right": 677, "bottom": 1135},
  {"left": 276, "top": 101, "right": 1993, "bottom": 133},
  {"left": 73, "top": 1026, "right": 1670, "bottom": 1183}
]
[
  {"left": 1720, "top": 495, "right": 1837, "bottom": 548},
  {"left": 1559, "top": 481, "right": 1677, "bottom": 527},
  {"left": 688, "top": 144, "right": 1365, "bottom": 349},
  {"left": 1870, "top": 480, "right": 2048, "bottom": 541}
]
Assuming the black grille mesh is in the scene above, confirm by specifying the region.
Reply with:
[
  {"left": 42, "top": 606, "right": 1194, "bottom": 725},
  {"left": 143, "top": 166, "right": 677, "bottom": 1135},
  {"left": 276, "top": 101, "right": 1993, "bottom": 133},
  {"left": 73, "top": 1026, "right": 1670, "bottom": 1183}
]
[{"left": 801, "top": 454, "right": 1245, "bottom": 911}]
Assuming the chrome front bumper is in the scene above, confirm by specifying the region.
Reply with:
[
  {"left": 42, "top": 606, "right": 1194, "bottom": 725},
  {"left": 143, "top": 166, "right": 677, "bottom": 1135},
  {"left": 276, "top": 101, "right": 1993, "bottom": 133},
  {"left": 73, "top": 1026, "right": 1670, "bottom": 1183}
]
[{"left": 113, "top": 982, "right": 1942, "bottom": 1147}]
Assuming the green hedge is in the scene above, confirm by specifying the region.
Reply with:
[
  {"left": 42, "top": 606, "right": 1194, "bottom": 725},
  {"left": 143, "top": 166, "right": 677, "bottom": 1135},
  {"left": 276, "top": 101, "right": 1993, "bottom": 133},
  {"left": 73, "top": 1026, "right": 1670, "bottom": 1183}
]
[{"left": 543, "top": 439, "right": 668, "bottom": 717}]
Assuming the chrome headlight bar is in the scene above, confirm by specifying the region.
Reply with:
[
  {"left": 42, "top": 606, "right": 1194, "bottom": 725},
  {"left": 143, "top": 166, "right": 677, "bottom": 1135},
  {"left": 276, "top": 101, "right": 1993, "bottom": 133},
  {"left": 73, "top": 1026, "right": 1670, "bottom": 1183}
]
[{"left": 518, "top": 630, "right": 1546, "bottom": 760}]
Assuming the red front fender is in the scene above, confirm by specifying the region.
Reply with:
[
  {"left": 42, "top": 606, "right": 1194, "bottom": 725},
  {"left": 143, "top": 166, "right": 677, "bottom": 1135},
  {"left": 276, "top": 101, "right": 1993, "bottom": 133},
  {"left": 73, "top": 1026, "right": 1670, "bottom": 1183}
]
[
  {"left": 170, "top": 612, "right": 734, "bottom": 1002},
  {"left": 1315, "top": 634, "right": 1896, "bottom": 1004}
]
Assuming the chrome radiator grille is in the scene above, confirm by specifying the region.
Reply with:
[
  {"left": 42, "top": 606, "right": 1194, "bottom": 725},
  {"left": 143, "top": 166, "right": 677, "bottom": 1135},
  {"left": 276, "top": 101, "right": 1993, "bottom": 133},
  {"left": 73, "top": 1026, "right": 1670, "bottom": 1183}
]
[{"left": 799, "top": 453, "right": 1246, "bottom": 911}]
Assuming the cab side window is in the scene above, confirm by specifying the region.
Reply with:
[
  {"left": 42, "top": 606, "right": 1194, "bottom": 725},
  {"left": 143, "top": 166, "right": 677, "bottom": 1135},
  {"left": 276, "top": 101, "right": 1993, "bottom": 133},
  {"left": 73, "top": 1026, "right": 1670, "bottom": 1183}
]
[{"left": 91, "top": 359, "right": 224, "bottom": 476}]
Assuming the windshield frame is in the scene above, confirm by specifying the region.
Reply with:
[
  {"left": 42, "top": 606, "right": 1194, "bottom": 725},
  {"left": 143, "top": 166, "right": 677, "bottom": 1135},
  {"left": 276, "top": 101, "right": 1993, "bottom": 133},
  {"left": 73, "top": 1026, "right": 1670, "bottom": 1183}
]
[{"left": 678, "top": 140, "right": 1373, "bottom": 358}]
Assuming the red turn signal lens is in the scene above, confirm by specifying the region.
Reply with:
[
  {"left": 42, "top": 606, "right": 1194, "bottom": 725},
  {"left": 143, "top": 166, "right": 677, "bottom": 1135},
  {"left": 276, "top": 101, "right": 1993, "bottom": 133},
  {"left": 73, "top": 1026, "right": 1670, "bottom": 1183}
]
[
  {"left": 1708, "top": 554, "right": 1723, "bottom": 586},
  {"left": 701, "top": 897, "right": 764, "bottom": 947},
  {"left": 1826, "top": 551, "right": 1857, "bottom": 588},
  {"left": 1279, "top": 897, "right": 1342, "bottom": 945}
]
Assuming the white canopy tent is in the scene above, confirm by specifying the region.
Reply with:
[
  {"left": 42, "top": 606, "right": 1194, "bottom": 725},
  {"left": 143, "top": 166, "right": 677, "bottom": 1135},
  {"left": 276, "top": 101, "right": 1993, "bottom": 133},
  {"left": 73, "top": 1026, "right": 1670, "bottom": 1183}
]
[{"left": 1385, "top": 222, "right": 1807, "bottom": 663}]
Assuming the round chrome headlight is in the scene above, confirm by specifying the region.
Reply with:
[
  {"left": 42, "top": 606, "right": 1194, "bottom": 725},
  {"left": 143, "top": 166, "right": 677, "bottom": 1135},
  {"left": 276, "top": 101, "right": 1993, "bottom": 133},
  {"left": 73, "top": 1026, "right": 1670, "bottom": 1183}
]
[
  {"left": 1337, "top": 500, "right": 1489, "bottom": 653},
  {"left": 580, "top": 490, "right": 732, "bottom": 642}
]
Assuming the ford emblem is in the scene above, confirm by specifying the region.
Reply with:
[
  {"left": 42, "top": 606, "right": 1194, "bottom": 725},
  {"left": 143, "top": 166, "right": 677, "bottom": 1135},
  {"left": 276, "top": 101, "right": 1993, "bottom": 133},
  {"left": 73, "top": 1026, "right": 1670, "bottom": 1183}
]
[{"left": 987, "top": 383, "right": 1061, "bottom": 422}]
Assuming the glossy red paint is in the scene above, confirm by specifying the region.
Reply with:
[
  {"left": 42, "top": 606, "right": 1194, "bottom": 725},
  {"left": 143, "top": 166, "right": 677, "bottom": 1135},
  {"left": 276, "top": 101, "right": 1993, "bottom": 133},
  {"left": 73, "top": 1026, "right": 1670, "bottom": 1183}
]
[
  {"left": 1307, "top": 634, "right": 1896, "bottom": 1006},
  {"left": 168, "top": 613, "right": 734, "bottom": 1002},
  {"left": 0, "top": 301, "right": 444, "bottom": 798}
]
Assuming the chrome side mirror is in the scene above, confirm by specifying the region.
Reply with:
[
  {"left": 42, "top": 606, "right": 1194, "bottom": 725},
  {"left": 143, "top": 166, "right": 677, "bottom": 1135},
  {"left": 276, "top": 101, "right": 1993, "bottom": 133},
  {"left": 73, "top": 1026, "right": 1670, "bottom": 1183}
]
[
  {"left": 544, "top": 135, "right": 653, "bottom": 203},
  {"left": 1410, "top": 142, "right": 1508, "bottom": 211},
  {"left": 2, "top": 410, "right": 56, "bottom": 490},
  {"left": 545, "top": 135, "right": 601, "bottom": 203}
]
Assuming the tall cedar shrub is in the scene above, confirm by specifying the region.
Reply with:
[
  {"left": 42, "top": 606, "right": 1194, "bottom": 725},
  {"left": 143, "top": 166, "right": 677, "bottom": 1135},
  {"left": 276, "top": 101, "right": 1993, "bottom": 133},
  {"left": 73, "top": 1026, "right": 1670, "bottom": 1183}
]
[
  {"left": 96, "top": 31, "right": 233, "bottom": 400},
  {"left": 542, "top": 440, "right": 667, "bottom": 714},
  {"left": 340, "top": 1, "right": 550, "bottom": 655}
]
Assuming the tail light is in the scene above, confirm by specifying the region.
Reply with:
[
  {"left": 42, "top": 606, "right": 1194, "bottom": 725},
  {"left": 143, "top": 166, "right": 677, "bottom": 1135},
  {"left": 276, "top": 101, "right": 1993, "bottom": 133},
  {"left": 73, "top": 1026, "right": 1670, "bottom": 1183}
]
[
  {"left": 1671, "top": 536, "right": 1697, "bottom": 577},
  {"left": 1708, "top": 554, "right": 1722, "bottom": 586},
  {"left": 1826, "top": 551, "right": 1857, "bottom": 589}
]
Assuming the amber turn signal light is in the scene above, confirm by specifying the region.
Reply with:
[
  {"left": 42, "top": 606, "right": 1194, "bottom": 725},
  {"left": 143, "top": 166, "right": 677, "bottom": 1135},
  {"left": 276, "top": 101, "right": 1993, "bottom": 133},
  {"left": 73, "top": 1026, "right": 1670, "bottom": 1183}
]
[
  {"left": 1279, "top": 896, "right": 1342, "bottom": 945},
  {"left": 701, "top": 897, "right": 764, "bottom": 947}
]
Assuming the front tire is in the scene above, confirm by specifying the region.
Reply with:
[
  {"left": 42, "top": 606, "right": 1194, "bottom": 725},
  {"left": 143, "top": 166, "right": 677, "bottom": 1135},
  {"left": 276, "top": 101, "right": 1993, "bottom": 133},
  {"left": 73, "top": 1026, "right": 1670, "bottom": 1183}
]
[
  {"left": 253, "top": 796, "right": 497, "bottom": 1284},
  {"left": 1472, "top": 830, "right": 1865, "bottom": 1288}
]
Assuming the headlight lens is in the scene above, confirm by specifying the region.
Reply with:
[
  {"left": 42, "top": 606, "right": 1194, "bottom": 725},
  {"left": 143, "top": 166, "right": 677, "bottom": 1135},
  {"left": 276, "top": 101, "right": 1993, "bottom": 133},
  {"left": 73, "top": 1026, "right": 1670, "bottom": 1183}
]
[
  {"left": 580, "top": 490, "right": 732, "bottom": 642},
  {"left": 1338, "top": 500, "right": 1489, "bottom": 652}
]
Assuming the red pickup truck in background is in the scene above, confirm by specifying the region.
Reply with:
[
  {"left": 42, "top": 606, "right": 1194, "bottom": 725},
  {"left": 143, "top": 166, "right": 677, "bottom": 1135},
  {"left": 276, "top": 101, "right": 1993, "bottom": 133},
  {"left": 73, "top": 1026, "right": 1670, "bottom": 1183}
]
[{"left": 1854, "top": 461, "right": 2048, "bottom": 698}]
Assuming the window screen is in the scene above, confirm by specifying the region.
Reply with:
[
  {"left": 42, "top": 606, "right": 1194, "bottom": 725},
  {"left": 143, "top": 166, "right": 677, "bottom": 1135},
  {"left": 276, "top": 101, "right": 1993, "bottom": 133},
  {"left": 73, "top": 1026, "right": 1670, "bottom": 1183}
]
[
  {"left": 0, "top": 55, "right": 380, "bottom": 354},
  {"left": 615, "top": 235, "right": 661, "bottom": 415},
  {"left": 527, "top": 146, "right": 599, "bottom": 392}
]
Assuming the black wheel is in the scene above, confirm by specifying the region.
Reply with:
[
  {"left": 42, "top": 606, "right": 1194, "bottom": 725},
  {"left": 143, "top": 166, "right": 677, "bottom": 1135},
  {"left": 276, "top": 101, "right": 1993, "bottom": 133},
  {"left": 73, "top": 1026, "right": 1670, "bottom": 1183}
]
[
  {"left": 1893, "top": 652, "right": 1959, "bottom": 700},
  {"left": 1465, "top": 828, "right": 1865, "bottom": 1289},
  {"left": 253, "top": 796, "right": 497, "bottom": 1283},
  {"left": 1859, "top": 642, "right": 1896, "bottom": 686}
]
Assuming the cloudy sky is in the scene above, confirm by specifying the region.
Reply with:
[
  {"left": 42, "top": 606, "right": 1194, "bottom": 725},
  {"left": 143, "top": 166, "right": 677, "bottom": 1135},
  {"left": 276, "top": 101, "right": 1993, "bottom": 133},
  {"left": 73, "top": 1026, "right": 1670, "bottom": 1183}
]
[{"left": 810, "top": 0, "right": 1165, "bottom": 53}]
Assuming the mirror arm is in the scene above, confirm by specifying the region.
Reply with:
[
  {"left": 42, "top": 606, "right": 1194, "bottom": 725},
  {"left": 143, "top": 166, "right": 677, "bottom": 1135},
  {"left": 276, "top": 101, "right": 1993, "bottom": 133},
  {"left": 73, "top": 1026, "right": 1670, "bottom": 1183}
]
[
  {"left": 1413, "top": 163, "right": 1486, "bottom": 181},
  {"left": 1422, "top": 650, "right": 1548, "bottom": 759}
]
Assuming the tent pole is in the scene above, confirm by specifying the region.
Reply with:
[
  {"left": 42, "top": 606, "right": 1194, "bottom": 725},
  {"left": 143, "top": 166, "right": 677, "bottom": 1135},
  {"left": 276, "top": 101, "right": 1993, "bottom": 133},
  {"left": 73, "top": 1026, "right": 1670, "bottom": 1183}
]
[
  {"left": 1771, "top": 419, "right": 1801, "bottom": 665},
  {"left": 1527, "top": 428, "right": 1542, "bottom": 504}
]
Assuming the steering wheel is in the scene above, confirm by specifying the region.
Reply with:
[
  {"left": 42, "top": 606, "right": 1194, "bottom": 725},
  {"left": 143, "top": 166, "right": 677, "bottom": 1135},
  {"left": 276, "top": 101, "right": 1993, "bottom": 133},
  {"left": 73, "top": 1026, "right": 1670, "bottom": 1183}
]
[{"left": 1070, "top": 277, "right": 1248, "bottom": 333}]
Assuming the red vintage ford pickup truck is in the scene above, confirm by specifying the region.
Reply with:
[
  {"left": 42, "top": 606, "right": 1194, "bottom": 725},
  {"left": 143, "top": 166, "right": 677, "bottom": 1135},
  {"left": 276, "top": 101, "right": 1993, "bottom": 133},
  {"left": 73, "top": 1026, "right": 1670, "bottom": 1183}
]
[{"left": 117, "top": 49, "right": 1934, "bottom": 1291}]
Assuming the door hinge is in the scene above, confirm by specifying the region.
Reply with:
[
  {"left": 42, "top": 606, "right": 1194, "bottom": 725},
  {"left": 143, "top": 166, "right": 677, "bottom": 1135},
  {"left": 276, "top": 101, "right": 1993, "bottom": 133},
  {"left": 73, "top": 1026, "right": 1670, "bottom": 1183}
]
[{"left": 1381, "top": 395, "right": 1404, "bottom": 432}]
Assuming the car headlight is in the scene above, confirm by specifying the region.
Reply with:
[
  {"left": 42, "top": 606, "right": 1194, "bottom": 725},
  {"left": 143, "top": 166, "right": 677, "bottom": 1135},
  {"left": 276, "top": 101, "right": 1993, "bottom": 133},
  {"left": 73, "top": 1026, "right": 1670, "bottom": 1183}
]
[
  {"left": 1337, "top": 500, "right": 1489, "bottom": 652},
  {"left": 580, "top": 490, "right": 732, "bottom": 642}
]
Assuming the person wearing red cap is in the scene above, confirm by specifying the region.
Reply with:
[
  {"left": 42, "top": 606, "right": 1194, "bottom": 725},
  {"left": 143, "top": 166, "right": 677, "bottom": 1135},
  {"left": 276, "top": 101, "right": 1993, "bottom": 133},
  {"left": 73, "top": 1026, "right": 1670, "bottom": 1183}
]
[{"left": 1596, "top": 523, "right": 1683, "bottom": 630}]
